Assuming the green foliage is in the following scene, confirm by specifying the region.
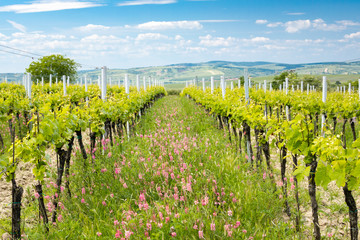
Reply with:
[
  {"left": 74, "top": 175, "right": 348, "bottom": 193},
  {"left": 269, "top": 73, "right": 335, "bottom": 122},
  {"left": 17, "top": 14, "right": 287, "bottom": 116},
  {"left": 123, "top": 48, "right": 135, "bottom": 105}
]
[
  {"left": 272, "top": 70, "right": 298, "bottom": 89},
  {"left": 26, "top": 54, "right": 80, "bottom": 83}
]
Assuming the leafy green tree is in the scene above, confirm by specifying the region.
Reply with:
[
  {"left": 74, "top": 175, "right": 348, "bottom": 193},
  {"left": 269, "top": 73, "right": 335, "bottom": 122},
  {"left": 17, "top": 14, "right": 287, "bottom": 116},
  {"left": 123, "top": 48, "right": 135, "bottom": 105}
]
[
  {"left": 301, "top": 75, "right": 322, "bottom": 88},
  {"left": 272, "top": 70, "right": 298, "bottom": 89},
  {"left": 26, "top": 54, "right": 80, "bottom": 83},
  {"left": 239, "top": 76, "right": 244, "bottom": 86}
]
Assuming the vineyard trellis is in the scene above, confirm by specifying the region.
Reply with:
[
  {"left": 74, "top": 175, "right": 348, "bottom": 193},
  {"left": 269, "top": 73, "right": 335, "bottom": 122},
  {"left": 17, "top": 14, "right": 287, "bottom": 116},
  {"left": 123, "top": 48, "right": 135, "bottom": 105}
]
[
  {"left": 0, "top": 74, "right": 166, "bottom": 239},
  {"left": 182, "top": 76, "right": 360, "bottom": 240}
]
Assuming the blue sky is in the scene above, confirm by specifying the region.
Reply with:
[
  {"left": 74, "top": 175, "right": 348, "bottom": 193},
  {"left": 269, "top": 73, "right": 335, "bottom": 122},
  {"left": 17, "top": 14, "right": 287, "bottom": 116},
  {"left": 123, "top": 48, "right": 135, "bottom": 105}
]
[{"left": 0, "top": 0, "right": 360, "bottom": 72}]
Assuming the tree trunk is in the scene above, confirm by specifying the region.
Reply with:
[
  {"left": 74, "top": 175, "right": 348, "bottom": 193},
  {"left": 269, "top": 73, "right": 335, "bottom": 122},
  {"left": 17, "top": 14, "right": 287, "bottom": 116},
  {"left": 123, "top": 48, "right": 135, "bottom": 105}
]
[
  {"left": 292, "top": 154, "right": 300, "bottom": 232},
  {"left": 104, "top": 119, "right": 113, "bottom": 146},
  {"left": 35, "top": 184, "right": 48, "bottom": 232},
  {"left": 52, "top": 136, "right": 74, "bottom": 223},
  {"left": 280, "top": 146, "right": 291, "bottom": 217},
  {"left": 350, "top": 118, "right": 356, "bottom": 141},
  {"left": 0, "top": 132, "right": 3, "bottom": 152},
  {"left": 65, "top": 136, "right": 75, "bottom": 198},
  {"left": 333, "top": 116, "right": 337, "bottom": 134},
  {"left": 218, "top": 115, "right": 223, "bottom": 129},
  {"left": 238, "top": 128, "right": 242, "bottom": 154},
  {"left": 342, "top": 119, "right": 348, "bottom": 149},
  {"left": 343, "top": 183, "right": 358, "bottom": 240},
  {"left": 16, "top": 112, "right": 22, "bottom": 140},
  {"left": 11, "top": 178, "right": 23, "bottom": 240},
  {"left": 242, "top": 122, "right": 253, "bottom": 164},
  {"left": 76, "top": 130, "right": 87, "bottom": 160},
  {"left": 90, "top": 132, "right": 96, "bottom": 156},
  {"left": 254, "top": 127, "right": 263, "bottom": 167},
  {"left": 307, "top": 159, "right": 321, "bottom": 240}
]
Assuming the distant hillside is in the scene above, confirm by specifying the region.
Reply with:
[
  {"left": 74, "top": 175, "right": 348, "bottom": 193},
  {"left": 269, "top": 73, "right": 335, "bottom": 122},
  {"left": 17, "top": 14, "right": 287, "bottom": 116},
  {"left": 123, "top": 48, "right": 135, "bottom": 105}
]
[{"left": 2, "top": 61, "right": 360, "bottom": 84}]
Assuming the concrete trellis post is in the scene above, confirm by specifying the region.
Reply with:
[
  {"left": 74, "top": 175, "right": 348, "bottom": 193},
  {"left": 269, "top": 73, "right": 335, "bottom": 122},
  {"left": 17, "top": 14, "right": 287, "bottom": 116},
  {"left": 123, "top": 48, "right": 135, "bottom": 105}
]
[
  {"left": 221, "top": 76, "right": 225, "bottom": 99},
  {"left": 349, "top": 83, "right": 352, "bottom": 94},
  {"left": 264, "top": 80, "right": 267, "bottom": 94},
  {"left": 202, "top": 78, "right": 205, "bottom": 92},
  {"left": 49, "top": 74, "right": 52, "bottom": 87},
  {"left": 307, "top": 84, "right": 309, "bottom": 95},
  {"left": 67, "top": 76, "right": 70, "bottom": 86},
  {"left": 231, "top": 81, "right": 234, "bottom": 90},
  {"left": 301, "top": 81, "right": 303, "bottom": 92},
  {"left": 63, "top": 75, "right": 67, "bottom": 96},
  {"left": 101, "top": 66, "right": 107, "bottom": 101},
  {"left": 136, "top": 75, "right": 140, "bottom": 92},
  {"left": 143, "top": 76, "right": 146, "bottom": 90},
  {"left": 269, "top": 82, "right": 272, "bottom": 92},
  {"left": 26, "top": 73, "right": 32, "bottom": 99},
  {"left": 211, "top": 76, "right": 214, "bottom": 94}
]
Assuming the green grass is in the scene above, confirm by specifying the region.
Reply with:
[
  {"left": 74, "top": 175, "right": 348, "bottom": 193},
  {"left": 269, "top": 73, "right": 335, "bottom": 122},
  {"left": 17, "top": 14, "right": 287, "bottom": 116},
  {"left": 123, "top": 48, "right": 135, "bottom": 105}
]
[{"left": 2, "top": 95, "right": 308, "bottom": 239}]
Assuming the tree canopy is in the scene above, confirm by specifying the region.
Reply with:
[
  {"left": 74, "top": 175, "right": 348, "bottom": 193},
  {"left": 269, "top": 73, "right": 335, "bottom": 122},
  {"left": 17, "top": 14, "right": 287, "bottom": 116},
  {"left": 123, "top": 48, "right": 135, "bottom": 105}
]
[
  {"left": 26, "top": 54, "right": 80, "bottom": 83},
  {"left": 271, "top": 70, "right": 322, "bottom": 89}
]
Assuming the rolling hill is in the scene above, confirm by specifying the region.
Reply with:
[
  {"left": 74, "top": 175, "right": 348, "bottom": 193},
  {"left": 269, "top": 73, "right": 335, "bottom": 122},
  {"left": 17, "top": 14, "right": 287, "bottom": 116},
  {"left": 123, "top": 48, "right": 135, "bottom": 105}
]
[{"left": 2, "top": 61, "right": 360, "bottom": 84}]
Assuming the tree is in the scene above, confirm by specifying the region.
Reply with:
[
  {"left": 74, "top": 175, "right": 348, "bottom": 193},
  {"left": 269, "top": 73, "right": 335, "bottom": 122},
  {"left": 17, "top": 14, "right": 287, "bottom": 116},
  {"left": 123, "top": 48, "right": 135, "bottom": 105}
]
[
  {"left": 272, "top": 70, "right": 298, "bottom": 90},
  {"left": 239, "top": 76, "right": 244, "bottom": 86},
  {"left": 301, "top": 75, "right": 322, "bottom": 89},
  {"left": 26, "top": 54, "right": 80, "bottom": 83}
]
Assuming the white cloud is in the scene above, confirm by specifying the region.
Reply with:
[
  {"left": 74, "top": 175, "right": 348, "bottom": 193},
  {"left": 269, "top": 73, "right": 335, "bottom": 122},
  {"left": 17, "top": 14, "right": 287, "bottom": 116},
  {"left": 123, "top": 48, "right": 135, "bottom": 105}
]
[
  {"left": 264, "top": 18, "right": 360, "bottom": 33},
  {"left": 199, "top": 34, "right": 237, "bottom": 47},
  {"left": 198, "top": 19, "right": 240, "bottom": 23},
  {"left": 0, "top": 0, "right": 103, "bottom": 13},
  {"left": 76, "top": 24, "right": 111, "bottom": 32},
  {"left": 250, "top": 37, "right": 269, "bottom": 42},
  {"left": 255, "top": 20, "right": 268, "bottom": 24},
  {"left": 7, "top": 20, "right": 26, "bottom": 32},
  {"left": 136, "top": 33, "right": 168, "bottom": 41},
  {"left": 345, "top": 32, "right": 360, "bottom": 39},
  {"left": 336, "top": 20, "right": 360, "bottom": 27},
  {"left": 175, "top": 35, "right": 183, "bottom": 40},
  {"left": 287, "top": 12, "right": 305, "bottom": 16},
  {"left": 284, "top": 20, "right": 311, "bottom": 33},
  {"left": 312, "top": 18, "right": 345, "bottom": 31},
  {"left": 118, "top": 0, "right": 176, "bottom": 6},
  {"left": 267, "top": 22, "right": 283, "bottom": 28},
  {"left": 136, "top": 21, "right": 202, "bottom": 30},
  {"left": 0, "top": 33, "right": 9, "bottom": 40}
]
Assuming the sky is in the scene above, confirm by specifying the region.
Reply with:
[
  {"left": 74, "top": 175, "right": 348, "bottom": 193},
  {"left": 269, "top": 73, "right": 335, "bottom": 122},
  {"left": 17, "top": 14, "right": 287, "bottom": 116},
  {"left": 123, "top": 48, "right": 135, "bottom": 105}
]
[{"left": 0, "top": 0, "right": 360, "bottom": 72}]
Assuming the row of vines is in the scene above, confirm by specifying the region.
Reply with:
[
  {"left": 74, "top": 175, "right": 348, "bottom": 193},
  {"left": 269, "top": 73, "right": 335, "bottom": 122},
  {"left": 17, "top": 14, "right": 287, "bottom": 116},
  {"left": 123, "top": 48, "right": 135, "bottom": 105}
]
[
  {"left": 181, "top": 84, "right": 360, "bottom": 240},
  {"left": 0, "top": 82, "right": 166, "bottom": 239}
]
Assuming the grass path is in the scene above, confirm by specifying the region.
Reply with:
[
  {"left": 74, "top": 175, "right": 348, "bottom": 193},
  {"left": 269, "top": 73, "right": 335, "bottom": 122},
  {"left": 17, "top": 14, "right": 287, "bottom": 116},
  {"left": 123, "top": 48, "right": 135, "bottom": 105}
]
[{"left": 13, "top": 96, "right": 295, "bottom": 239}]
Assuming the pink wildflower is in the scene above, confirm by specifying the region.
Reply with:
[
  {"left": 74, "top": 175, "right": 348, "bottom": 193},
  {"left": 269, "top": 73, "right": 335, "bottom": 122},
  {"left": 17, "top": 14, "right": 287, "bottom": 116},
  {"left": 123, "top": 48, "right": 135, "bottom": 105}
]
[{"left": 198, "top": 230, "right": 204, "bottom": 239}]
